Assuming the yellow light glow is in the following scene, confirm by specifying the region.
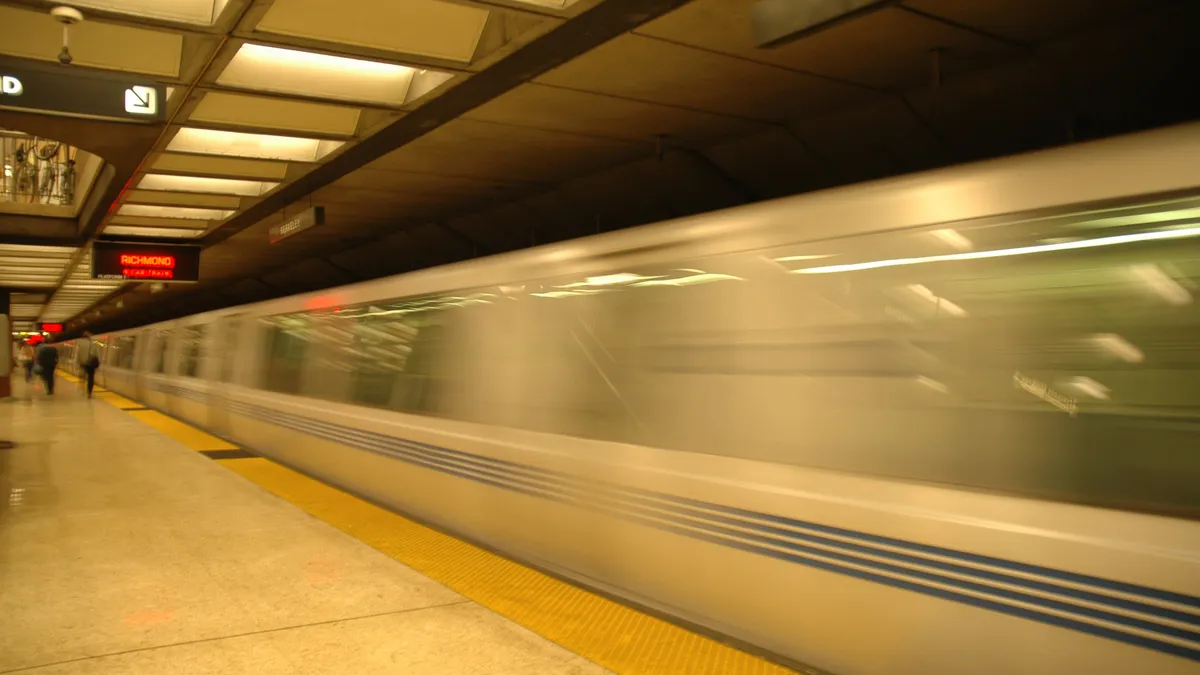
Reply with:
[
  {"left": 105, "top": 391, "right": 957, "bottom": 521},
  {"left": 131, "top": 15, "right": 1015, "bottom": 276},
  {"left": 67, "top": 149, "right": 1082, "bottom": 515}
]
[
  {"left": 117, "top": 204, "right": 234, "bottom": 220},
  {"left": 792, "top": 226, "right": 1200, "bottom": 274},
  {"left": 217, "top": 43, "right": 417, "bottom": 106},
  {"left": 139, "top": 173, "right": 279, "bottom": 196},
  {"left": 167, "top": 127, "right": 342, "bottom": 162}
]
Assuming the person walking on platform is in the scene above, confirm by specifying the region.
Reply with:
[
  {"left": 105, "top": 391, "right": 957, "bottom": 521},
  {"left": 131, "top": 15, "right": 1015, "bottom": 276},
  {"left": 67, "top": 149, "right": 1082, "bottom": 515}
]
[
  {"left": 82, "top": 347, "right": 100, "bottom": 398},
  {"left": 17, "top": 342, "right": 34, "bottom": 383},
  {"left": 34, "top": 343, "right": 58, "bottom": 395}
]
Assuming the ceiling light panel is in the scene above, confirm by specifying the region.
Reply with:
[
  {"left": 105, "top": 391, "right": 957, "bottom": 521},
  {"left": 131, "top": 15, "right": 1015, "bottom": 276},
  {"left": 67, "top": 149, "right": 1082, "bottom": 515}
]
[
  {"left": 255, "top": 0, "right": 488, "bottom": 63},
  {"left": 59, "top": 0, "right": 229, "bottom": 24},
  {"left": 139, "top": 174, "right": 279, "bottom": 197},
  {"left": 0, "top": 276, "right": 58, "bottom": 286},
  {"left": 189, "top": 92, "right": 362, "bottom": 136},
  {"left": 118, "top": 204, "right": 234, "bottom": 220},
  {"left": 217, "top": 44, "right": 424, "bottom": 107},
  {"left": 104, "top": 226, "right": 205, "bottom": 238},
  {"left": 108, "top": 215, "right": 216, "bottom": 228},
  {"left": 121, "top": 189, "right": 244, "bottom": 209},
  {"left": 0, "top": 245, "right": 75, "bottom": 255},
  {"left": 150, "top": 153, "right": 290, "bottom": 180},
  {"left": 167, "top": 127, "right": 344, "bottom": 162}
]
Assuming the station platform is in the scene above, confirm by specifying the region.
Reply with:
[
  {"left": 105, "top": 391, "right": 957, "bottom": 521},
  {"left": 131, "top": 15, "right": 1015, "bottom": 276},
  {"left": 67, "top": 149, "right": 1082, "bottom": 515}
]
[{"left": 0, "top": 373, "right": 796, "bottom": 675}]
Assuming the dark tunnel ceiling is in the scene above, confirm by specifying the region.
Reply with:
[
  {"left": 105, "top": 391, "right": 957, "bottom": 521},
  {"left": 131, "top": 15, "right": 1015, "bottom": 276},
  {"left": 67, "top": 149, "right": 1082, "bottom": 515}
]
[{"left": 68, "top": 0, "right": 1200, "bottom": 335}]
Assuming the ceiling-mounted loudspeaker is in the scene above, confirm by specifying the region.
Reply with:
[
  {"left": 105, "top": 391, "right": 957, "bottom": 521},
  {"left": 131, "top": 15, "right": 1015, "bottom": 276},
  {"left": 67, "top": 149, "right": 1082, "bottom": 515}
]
[{"left": 50, "top": 6, "right": 83, "bottom": 65}]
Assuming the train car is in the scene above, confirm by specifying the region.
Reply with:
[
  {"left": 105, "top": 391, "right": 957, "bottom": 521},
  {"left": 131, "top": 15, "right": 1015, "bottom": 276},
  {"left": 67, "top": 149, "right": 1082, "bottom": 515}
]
[{"left": 93, "top": 123, "right": 1200, "bottom": 675}]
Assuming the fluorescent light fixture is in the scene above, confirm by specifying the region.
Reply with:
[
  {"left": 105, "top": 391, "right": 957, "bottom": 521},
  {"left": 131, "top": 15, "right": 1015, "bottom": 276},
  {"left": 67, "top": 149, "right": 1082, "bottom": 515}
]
[
  {"left": 0, "top": 276, "right": 58, "bottom": 286},
  {"left": 217, "top": 43, "right": 419, "bottom": 107},
  {"left": 793, "top": 226, "right": 1200, "bottom": 275},
  {"left": 0, "top": 244, "right": 74, "bottom": 254},
  {"left": 61, "top": 0, "right": 227, "bottom": 25},
  {"left": 139, "top": 173, "right": 279, "bottom": 196},
  {"left": 117, "top": 204, "right": 234, "bottom": 220},
  {"left": 167, "top": 127, "right": 343, "bottom": 162},
  {"left": 104, "top": 226, "right": 205, "bottom": 238}
]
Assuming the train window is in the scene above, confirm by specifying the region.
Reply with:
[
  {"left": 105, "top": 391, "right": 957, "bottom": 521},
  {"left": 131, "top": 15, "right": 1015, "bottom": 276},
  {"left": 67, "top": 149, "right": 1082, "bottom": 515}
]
[
  {"left": 179, "top": 326, "right": 205, "bottom": 378},
  {"left": 218, "top": 317, "right": 241, "bottom": 383},
  {"left": 261, "top": 315, "right": 309, "bottom": 395},
  {"left": 345, "top": 300, "right": 452, "bottom": 414},
  {"left": 299, "top": 311, "right": 354, "bottom": 403},
  {"left": 111, "top": 335, "right": 137, "bottom": 369},
  {"left": 152, "top": 330, "right": 173, "bottom": 374}
]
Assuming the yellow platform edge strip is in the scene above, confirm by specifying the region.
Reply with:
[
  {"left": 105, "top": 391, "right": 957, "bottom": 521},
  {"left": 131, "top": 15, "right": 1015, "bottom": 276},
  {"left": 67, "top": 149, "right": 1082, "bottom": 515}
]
[{"left": 93, "top": 386, "right": 796, "bottom": 675}]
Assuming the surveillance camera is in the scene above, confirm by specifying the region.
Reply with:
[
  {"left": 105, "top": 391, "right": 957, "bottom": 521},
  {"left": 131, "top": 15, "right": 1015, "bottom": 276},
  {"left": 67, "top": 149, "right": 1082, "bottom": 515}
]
[{"left": 58, "top": 47, "right": 73, "bottom": 65}]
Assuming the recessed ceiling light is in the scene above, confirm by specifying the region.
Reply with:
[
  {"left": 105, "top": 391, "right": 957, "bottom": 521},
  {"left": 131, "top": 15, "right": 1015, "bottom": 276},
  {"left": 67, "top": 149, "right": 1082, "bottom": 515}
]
[
  {"left": 167, "top": 127, "right": 343, "bottom": 162},
  {"left": 117, "top": 204, "right": 234, "bottom": 220},
  {"left": 104, "top": 226, "right": 205, "bottom": 238},
  {"left": 63, "top": 0, "right": 231, "bottom": 25},
  {"left": 217, "top": 43, "right": 432, "bottom": 107},
  {"left": 138, "top": 173, "right": 279, "bottom": 196}
]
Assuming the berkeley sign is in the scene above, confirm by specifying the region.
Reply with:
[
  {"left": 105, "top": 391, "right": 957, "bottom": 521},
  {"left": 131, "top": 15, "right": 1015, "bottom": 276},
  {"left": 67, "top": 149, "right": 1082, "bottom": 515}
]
[
  {"left": 0, "top": 58, "right": 165, "bottom": 123},
  {"left": 269, "top": 206, "right": 325, "bottom": 243}
]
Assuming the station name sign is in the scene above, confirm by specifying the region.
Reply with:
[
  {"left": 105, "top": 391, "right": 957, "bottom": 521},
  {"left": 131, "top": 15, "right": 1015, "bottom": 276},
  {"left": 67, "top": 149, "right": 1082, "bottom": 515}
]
[
  {"left": 269, "top": 206, "right": 325, "bottom": 243},
  {"left": 92, "top": 241, "right": 201, "bottom": 282},
  {"left": 0, "top": 57, "right": 165, "bottom": 123}
]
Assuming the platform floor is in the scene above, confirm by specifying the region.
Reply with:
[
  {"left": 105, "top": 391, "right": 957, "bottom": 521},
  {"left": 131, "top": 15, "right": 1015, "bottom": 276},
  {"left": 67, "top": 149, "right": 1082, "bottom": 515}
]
[
  {"left": 0, "top": 376, "right": 609, "bottom": 674},
  {"left": 0, "top": 373, "right": 796, "bottom": 675}
]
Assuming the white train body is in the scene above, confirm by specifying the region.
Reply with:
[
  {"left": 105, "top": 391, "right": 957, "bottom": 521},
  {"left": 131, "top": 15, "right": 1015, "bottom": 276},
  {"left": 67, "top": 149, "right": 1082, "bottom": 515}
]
[{"left": 75, "top": 123, "right": 1200, "bottom": 674}]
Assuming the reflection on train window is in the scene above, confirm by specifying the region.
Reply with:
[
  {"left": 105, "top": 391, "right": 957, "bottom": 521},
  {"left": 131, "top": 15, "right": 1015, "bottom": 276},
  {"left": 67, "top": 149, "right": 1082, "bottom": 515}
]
[
  {"left": 179, "top": 325, "right": 206, "bottom": 378},
  {"left": 153, "top": 330, "right": 173, "bottom": 374},
  {"left": 261, "top": 315, "right": 309, "bottom": 395},
  {"left": 111, "top": 335, "right": 137, "bottom": 369},
  {"left": 346, "top": 301, "right": 448, "bottom": 414}
]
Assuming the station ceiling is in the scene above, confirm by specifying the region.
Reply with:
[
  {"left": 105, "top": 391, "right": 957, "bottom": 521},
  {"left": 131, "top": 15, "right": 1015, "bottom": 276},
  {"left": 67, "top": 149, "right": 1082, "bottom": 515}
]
[{"left": 0, "top": 0, "right": 1196, "bottom": 336}]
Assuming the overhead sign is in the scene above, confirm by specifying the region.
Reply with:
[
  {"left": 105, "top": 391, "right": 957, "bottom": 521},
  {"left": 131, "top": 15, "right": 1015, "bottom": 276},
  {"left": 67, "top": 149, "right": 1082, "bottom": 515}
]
[
  {"left": 38, "top": 323, "right": 64, "bottom": 333},
  {"left": 0, "top": 57, "right": 166, "bottom": 123},
  {"left": 92, "top": 241, "right": 201, "bottom": 282},
  {"left": 269, "top": 206, "right": 325, "bottom": 243}
]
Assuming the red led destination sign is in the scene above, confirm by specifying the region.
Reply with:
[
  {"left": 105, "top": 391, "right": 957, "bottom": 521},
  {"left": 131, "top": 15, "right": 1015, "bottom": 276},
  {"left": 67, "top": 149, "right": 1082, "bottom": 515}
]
[
  {"left": 38, "top": 323, "right": 63, "bottom": 333},
  {"left": 91, "top": 241, "right": 201, "bottom": 282}
]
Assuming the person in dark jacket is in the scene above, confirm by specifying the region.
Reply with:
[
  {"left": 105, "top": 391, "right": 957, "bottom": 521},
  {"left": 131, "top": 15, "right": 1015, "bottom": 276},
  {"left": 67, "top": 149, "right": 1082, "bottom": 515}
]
[
  {"left": 82, "top": 348, "right": 100, "bottom": 398},
  {"left": 34, "top": 343, "right": 58, "bottom": 395}
]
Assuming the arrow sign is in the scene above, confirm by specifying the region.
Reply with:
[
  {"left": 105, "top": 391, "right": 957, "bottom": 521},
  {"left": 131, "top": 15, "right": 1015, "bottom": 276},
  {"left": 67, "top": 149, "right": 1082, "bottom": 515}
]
[{"left": 124, "top": 85, "right": 157, "bottom": 115}]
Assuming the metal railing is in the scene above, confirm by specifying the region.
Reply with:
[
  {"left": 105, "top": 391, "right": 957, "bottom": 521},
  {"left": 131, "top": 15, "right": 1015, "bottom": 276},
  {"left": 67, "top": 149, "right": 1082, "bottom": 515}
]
[{"left": 1, "top": 132, "right": 79, "bottom": 206}]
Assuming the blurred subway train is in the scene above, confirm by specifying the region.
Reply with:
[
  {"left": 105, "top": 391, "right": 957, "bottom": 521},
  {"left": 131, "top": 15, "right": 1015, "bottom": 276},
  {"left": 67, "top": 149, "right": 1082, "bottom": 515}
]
[{"left": 62, "top": 123, "right": 1200, "bottom": 675}]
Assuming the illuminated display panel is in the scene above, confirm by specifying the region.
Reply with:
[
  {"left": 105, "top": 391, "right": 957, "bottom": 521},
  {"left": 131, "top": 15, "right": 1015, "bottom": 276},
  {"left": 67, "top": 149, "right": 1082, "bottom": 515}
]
[{"left": 92, "top": 241, "right": 201, "bottom": 282}]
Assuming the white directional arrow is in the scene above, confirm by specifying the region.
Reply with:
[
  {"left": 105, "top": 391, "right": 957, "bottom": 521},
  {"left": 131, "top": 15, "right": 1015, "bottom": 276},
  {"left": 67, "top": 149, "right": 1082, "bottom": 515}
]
[{"left": 124, "top": 85, "right": 157, "bottom": 116}]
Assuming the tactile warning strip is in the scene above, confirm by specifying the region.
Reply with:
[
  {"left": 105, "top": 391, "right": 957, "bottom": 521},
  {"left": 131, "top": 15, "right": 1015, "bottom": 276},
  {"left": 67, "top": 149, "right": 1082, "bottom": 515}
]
[{"left": 90, "top": 381, "right": 798, "bottom": 675}]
